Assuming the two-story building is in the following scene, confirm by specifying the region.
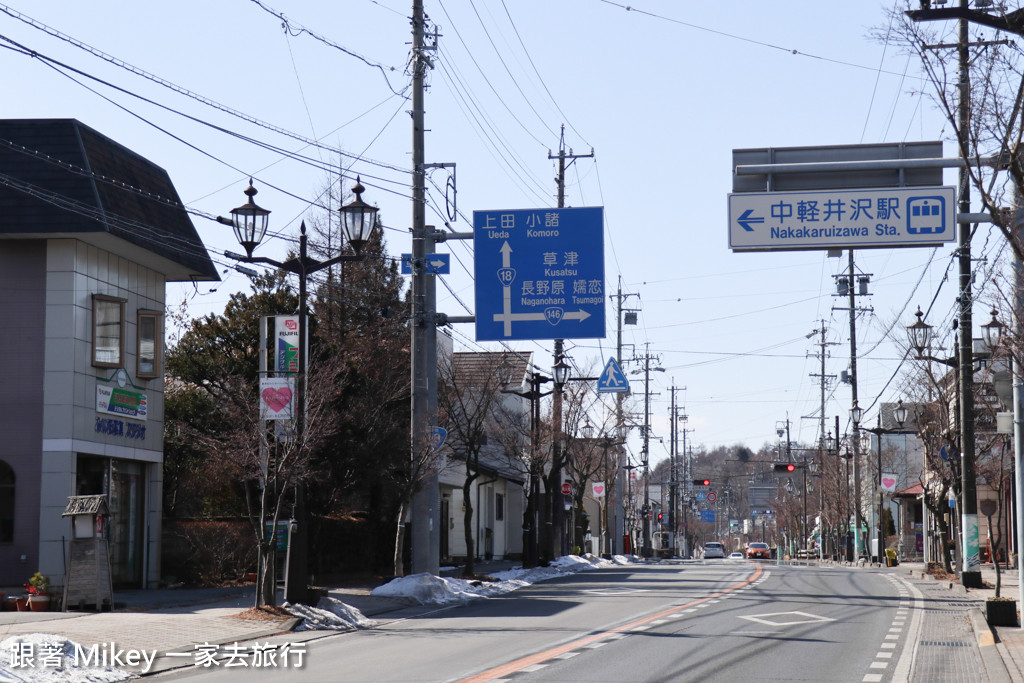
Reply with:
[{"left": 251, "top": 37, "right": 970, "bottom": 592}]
[{"left": 0, "top": 119, "right": 217, "bottom": 588}]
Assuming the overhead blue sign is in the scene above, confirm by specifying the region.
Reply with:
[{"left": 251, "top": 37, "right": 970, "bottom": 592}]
[
  {"left": 728, "top": 186, "right": 957, "bottom": 252},
  {"left": 473, "top": 207, "right": 605, "bottom": 341},
  {"left": 700, "top": 510, "right": 715, "bottom": 523},
  {"left": 597, "top": 357, "right": 629, "bottom": 394}
]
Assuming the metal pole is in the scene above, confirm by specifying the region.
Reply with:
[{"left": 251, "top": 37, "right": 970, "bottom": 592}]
[
  {"left": 877, "top": 416, "right": 884, "bottom": 565},
  {"left": 849, "top": 250, "right": 863, "bottom": 561},
  {"left": 409, "top": 0, "right": 440, "bottom": 575},
  {"left": 1014, "top": 193, "right": 1024, "bottom": 624},
  {"left": 284, "top": 228, "right": 309, "bottom": 604},
  {"left": 956, "top": 1, "right": 982, "bottom": 588}
]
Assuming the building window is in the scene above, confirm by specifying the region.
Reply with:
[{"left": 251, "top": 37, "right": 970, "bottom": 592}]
[
  {"left": 495, "top": 493, "right": 504, "bottom": 521},
  {"left": 92, "top": 295, "right": 125, "bottom": 368},
  {"left": 0, "top": 460, "right": 13, "bottom": 542},
  {"left": 137, "top": 310, "right": 162, "bottom": 378}
]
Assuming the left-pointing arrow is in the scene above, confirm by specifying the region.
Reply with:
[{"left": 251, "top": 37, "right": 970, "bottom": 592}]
[{"left": 738, "top": 209, "right": 764, "bottom": 232}]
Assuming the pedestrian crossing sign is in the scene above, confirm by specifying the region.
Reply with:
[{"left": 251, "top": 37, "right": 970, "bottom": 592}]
[{"left": 597, "top": 357, "right": 629, "bottom": 394}]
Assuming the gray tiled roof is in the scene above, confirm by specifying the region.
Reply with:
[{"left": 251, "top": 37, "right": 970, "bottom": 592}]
[{"left": 0, "top": 118, "right": 217, "bottom": 281}]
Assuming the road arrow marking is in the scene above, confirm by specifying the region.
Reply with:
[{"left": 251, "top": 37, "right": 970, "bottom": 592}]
[{"left": 737, "top": 209, "right": 764, "bottom": 232}]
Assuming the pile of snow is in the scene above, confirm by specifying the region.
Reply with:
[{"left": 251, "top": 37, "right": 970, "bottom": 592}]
[
  {"left": 287, "top": 597, "right": 377, "bottom": 632},
  {"left": 0, "top": 633, "right": 134, "bottom": 682},
  {"left": 370, "top": 553, "right": 636, "bottom": 606}
]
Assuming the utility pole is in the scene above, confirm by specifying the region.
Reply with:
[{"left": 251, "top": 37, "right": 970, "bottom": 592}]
[
  {"left": 610, "top": 277, "right": 639, "bottom": 553},
  {"left": 809, "top": 322, "right": 836, "bottom": 559},
  {"left": 954, "top": 2, "right": 982, "bottom": 588},
  {"left": 834, "top": 255, "right": 872, "bottom": 561},
  {"left": 669, "top": 386, "right": 681, "bottom": 556},
  {"left": 409, "top": 0, "right": 440, "bottom": 575},
  {"left": 547, "top": 126, "right": 594, "bottom": 559},
  {"left": 633, "top": 344, "right": 662, "bottom": 557},
  {"left": 904, "top": 0, "right": 987, "bottom": 587}
]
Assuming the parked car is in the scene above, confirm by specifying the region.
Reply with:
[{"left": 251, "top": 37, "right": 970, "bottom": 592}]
[
  {"left": 728, "top": 552, "right": 745, "bottom": 560},
  {"left": 746, "top": 541, "right": 770, "bottom": 559},
  {"left": 704, "top": 541, "right": 726, "bottom": 559}
]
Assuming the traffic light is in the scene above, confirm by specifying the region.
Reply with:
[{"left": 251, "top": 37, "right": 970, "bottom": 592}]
[
  {"left": 692, "top": 478, "right": 710, "bottom": 486},
  {"left": 657, "top": 512, "right": 664, "bottom": 523},
  {"left": 773, "top": 463, "right": 797, "bottom": 473}
]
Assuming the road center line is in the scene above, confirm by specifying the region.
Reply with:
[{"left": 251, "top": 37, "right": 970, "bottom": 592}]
[{"left": 455, "top": 563, "right": 765, "bottom": 683}]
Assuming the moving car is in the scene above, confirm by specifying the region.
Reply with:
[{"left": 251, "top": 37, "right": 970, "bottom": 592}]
[
  {"left": 728, "top": 552, "right": 745, "bottom": 560},
  {"left": 746, "top": 541, "right": 770, "bottom": 559},
  {"left": 704, "top": 541, "right": 726, "bottom": 559}
]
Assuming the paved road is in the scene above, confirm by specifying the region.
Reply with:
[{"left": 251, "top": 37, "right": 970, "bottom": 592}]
[{"left": 155, "top": 560, "right": 917, "bottom": 682}]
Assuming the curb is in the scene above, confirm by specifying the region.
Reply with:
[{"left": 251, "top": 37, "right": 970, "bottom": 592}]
[
  {"left": 137, "top": 615, "right": 302, "bottom": 677},
  {"left": 970, "top": 608, "right": 1013, "bottom": 683}
]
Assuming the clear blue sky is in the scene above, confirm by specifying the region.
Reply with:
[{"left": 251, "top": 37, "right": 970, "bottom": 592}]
[{"left": 0, "top": 1, "right": 997, "bottom": 462}]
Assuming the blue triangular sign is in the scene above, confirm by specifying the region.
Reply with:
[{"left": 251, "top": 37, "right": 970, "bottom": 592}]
[{"left": 597, "top": 357, "right": 629, "bottom": 394}]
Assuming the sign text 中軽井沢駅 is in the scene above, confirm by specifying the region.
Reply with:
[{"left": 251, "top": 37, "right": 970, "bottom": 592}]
[
  {"left": 728, "top": 186, "right": 956, "bottom": 252},
  {"left": 473, "top": 207, "right": 605, "bottom": 341}
]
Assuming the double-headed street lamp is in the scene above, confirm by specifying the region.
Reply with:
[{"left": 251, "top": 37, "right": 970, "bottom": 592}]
[
  {"left": 581, "top": 423, "right": 628, "bottom": 556},
  {"left": 906, "top": 307, "right": 1003, "bottom": 586},
  {"left": 222, "top": 177, "right": 377, "bottom": 604},
  {"left": 851, "top": 400, "right": 908, "bottom": 565}
]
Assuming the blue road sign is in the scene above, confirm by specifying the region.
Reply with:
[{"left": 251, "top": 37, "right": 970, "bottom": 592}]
[
  {"left": 401, "top": 253, "right": 450, "bottom": 275},
  {"left": 700, "top": 510, "right": 715, "bottom": 523},
  {"left": 473, "top": 207, "right": 605, "bottom": 341},
  {"left": 696, "top": 491, "right": 707, "bottom": 502},
  {"left": 597, "top": 357, "right": 629, "bottom": 394},
  {"left": 429, "top": 426, "right": 447, "bottom": 452},
  {"left": 728, "top": 186, "right": 957, "bottom": 252}
]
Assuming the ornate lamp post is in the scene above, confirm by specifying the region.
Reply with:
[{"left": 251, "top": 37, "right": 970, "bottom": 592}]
[
  {"left": 907, "top": 307, "right": 1003, "bottom": 585},
  {"left": 222, "top": 177, "right": 377, "bottom": 604},
  {"left": 852, "top": 400, "right": 908, "bottom": 565}
]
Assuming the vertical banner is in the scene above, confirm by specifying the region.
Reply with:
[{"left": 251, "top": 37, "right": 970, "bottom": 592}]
[
  {"left": 260, "top": 377, "right": 295, "bottom": 421},
  {"left": 275, "top": 315, "right": 300, "bottom": 375},
  {"left": 592, "top": 482, "right": 605, "bottom": 498}
]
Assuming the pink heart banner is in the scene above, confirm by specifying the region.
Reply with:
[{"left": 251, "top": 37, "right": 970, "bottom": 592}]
[
  {"left": 262, "top": 387, "right": 292, "bottom": 413},
  {"left": 259, "top": 378, "right": 295, "bottom": 420},
  {"left": 592, "top": 482, "right": 605, "bottom": 497},
  {"left": 880, "top": 474, "right": 897, "bottom": 492}
]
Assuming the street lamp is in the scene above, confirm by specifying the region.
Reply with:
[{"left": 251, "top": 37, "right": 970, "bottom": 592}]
[
  {"left": 504, "top": 371, "right": 553, "bottom": 568},
  {"left": 907, "top": 307, "right": 1003, "bottom": 586},
  {"left": 582, "top": 422, "right": 628, "bottom": 557},
  {"left": 853, "top": 400, "right": 908, "bottom": 565},
  {"left": 223, "top": 177, "right": 377, "bottom": 604}
]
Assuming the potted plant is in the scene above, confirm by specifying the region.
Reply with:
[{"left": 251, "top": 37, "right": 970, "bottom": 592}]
[
  {"left": 986, "top": 596, "right": 1018, "bottom": 627},
  {"left": 25, "top": 572, "right": 50, "bottom": 612}
]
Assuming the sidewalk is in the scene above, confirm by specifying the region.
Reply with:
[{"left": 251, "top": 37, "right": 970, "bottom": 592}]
[
  {"left": 0, "top": 559, "right": 521, "bottom": 676},
  {"left": 897, "top": 561, "right": 1024, "bottom": 682}
]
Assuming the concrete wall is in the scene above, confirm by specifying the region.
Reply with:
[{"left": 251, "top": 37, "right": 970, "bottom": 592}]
[
  {"left": 0, "top": 241, "right": 46, "bottom": 584},
  {"left": 35, "top": 239, "right": 166, "bottom": 586}
]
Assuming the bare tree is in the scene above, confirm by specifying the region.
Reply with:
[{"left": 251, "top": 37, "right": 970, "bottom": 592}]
[{"left": 439, "top": 352, "right": 525, "bottom": 577}]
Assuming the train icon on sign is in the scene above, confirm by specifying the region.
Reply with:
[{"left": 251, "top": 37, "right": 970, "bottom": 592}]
[{"left": 907, "top": 196, "right": 946, "bottom": 235}]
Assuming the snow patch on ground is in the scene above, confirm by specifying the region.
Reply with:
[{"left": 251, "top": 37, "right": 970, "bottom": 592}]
[
  {"left": 0, "top": 633, "right": 135, "bottom": 682},
  {"left": 370, "top": 553, "right": 637, "bottom": 606},
  {"left": 287, "top": 597, "right": 377, "bottom": 631}
]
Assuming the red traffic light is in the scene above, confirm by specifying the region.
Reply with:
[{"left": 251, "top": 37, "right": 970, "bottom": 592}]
[
  {"left": 773, "top": 463, "right": 797, "bottom": 473},
  {"left": 692, "top": 478, "right": 710, "bottom": 486}
]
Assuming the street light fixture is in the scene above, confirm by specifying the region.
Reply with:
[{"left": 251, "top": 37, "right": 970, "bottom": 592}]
[
  {"left": 222, "top": 177, "right": 376, "bottom": 604},
  {"left": 981, "top": 308, "right": 1005, "bottom": 350},
  {"left": 906, "top": 307, "right": 1003, "bottom": 586},
  {"left": 853, "top": 400, "right": 908, "bottom": 565}
]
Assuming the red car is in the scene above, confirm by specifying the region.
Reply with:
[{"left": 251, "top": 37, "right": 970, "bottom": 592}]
[{"left": 746, "top": 542, "right": 770, "bottom": 559}]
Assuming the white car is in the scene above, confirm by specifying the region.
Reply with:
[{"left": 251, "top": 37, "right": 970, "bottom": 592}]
[
  {"left": 728, "top": 552, "right": 745, "bottom": 560},
  {"left": 704, "top": 541, "right": 726, "bottom": 559}
]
